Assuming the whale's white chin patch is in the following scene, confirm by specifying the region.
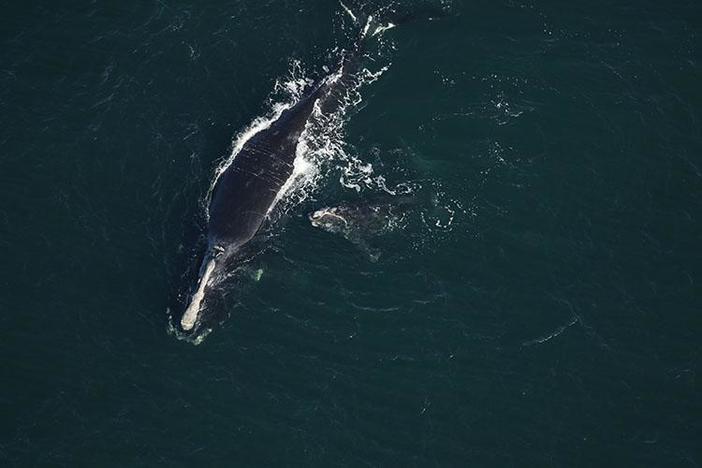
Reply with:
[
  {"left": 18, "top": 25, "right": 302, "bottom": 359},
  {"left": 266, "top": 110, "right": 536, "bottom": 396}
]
[{"left": 181, "top": 259, "right": 217, "bottom": 331}]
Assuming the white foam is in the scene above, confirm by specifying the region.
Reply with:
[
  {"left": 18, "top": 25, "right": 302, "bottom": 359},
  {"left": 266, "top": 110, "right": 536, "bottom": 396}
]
[
  {"left": 339, "top": 1, "right": 358, "bottom": 24},
  {"left": 373, "top": 23, "right": 396, "bottom": 37},
  {"left": 361, "top": 16, "right": 373, "bottom": 38},
  {"left": 266, "top": 146, "right": 318, "bottom": 218},
  {"left": 180, "top": 258, "right": 216, "bottom": 331}
]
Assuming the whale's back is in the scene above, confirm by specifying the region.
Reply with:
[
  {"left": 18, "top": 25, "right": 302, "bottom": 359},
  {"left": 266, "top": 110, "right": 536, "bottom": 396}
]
[{"left": 208, "top": 92, "right": 320, "bottom": 244}]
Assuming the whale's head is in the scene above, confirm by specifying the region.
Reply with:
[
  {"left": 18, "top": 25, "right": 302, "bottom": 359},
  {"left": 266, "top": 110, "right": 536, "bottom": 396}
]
[
  {"left": 178, "top": 243, "right": 235, "bottom": 336},
  {"left": 309, "top": 208, "right": 349, "bottom": 234}
]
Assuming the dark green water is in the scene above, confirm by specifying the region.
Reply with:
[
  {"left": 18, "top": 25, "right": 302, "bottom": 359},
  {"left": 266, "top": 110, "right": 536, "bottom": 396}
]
[{"left": 2, "top": 0, "right": 701, "bottom": 466}]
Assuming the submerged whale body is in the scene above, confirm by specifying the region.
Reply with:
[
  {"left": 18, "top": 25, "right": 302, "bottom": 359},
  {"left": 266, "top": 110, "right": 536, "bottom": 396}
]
[{"left": 309, "top": 197, "right": 416, "bottom": 261}]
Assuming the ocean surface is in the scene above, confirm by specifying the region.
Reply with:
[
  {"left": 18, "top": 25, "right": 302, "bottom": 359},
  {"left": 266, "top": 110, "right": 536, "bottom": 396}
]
[{"left": 1, "top": 0, "right": 701, "bottom": 466}]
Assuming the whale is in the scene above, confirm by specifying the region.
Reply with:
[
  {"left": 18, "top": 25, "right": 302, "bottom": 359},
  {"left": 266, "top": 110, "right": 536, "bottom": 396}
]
[
  {"left": 309, "top": 197, "right": 417, "bottom": 237},
  {"left": 178, "top": 15, "right": 384, "bottom": 333},
  {"left": 177, "top": 5, "right": 449, "bottom": 335}
]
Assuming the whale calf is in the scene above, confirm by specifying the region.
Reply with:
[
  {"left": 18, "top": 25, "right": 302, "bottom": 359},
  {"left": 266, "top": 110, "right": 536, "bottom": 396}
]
[{"left": 308, "top": 196, "right": 417, "bottom": 261}]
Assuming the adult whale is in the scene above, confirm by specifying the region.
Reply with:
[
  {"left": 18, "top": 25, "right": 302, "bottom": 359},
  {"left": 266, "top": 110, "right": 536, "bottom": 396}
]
[{"left": 179, "top": 16, "right": 380, "bottom": 333}]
